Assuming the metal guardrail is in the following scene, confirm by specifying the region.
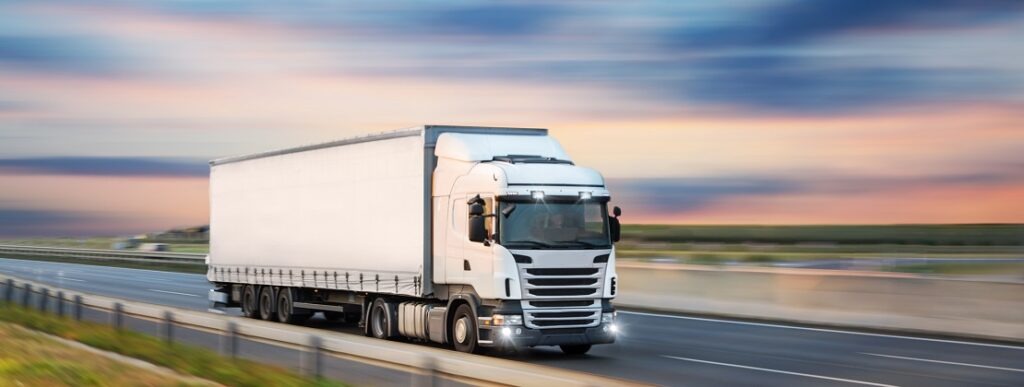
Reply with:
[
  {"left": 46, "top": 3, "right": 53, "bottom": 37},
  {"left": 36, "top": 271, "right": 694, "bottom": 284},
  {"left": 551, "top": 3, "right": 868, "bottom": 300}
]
[
  {"left": 0, "top": 244, "right": 205, "bottom": 265},
  {"left": 0, "top": 273, "right": 634, "bottom": 386}
]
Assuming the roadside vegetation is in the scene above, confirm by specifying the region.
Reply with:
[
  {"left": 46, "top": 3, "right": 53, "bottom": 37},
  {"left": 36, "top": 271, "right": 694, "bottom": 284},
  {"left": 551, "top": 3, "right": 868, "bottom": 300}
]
[
  {"left": 0, "top": 322, "right": 201, "bottom": 386},
  {"left": 0, "top": 304, "right": 345, "bottom": 387}
]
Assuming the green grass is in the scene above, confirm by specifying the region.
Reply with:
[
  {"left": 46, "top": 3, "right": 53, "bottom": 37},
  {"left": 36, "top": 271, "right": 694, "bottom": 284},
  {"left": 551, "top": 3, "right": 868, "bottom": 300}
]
[
  {"left": 0, "top": 322, "right": 199, "bottom": 386},
  {"left": 0, "top": 304, "right": 345, "bottom": 387}
]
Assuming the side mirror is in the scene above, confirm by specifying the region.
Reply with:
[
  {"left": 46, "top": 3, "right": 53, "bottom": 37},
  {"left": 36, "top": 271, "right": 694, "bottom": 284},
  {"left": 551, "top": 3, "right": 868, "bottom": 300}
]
[
  {"left": 609, "top": 217, "right": 621, "bottom": 243},
  {"left": 469, "top": 203, "right": 484, "bottom": 216},
  {"left": 610, "top": 206, "right": 622, "bottom": 243},
  {"left": 469, "top": 215, "right": 487, "bottom": 243}
]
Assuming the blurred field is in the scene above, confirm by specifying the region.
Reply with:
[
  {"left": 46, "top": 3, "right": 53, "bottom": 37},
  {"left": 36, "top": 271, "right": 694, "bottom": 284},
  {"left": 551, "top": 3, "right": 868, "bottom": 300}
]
[
  {"left": 0, "top": 322, "right": 196, "bottom": 387},
  {"left": 622, "top": 224, "right": 1024, "bottom": 245},
  {"left": 0, "top": 237, "right": 210, "bottom": 254},
  {"left": 0, "top": 304, "right": 344, "bottom": 387},
  {"left": 617, "top": 224, "right": 1024, "bottom": 276}
]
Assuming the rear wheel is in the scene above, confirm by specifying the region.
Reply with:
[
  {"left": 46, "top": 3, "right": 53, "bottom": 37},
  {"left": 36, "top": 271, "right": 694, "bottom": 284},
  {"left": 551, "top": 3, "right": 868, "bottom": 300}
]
[
  {"left": 275, "top": 288, "right": 311, "bottom": 324},
  {"left": 560, "top": 344, "right": 591, "bottom": 356},
  {"left": 368, "top": 298, "right": 391, "bottom": 339},
  {"left": 258, "top": 287, "right": 275, "bottom": 321},
  {"left": 241, "top": 285, "right": 258, "bottom": 318},
  {"left": 452, "top": 304, "right": 479, "bottom": 354}
]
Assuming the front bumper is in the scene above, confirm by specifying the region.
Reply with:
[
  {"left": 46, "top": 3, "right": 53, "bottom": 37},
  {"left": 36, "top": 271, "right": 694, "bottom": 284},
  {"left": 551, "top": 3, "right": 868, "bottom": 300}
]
[{"left": 479, "top": 323, "right": 617, "bottom": 348}]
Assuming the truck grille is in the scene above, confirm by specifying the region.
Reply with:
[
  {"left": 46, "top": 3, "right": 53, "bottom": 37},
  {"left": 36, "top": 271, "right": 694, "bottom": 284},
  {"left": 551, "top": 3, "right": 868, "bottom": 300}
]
[{"left": 519, "top": 263, "right": 604, "bottom": 329}]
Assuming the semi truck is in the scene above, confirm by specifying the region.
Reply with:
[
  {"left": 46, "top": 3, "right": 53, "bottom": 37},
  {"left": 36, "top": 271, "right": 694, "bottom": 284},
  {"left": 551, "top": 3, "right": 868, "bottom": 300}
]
[{"left": 207, "top": 125, "right": 622, "bottom": 355}]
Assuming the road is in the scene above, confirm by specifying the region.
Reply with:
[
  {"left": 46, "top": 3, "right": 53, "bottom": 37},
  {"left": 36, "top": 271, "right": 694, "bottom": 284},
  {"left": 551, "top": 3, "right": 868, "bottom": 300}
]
[{"left": 2, "top": 257, "right": 1023, "bottom": 387}]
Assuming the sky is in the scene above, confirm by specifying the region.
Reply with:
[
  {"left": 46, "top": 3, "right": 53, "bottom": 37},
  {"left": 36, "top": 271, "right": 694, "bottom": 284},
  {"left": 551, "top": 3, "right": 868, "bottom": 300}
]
[{"left": 1, "top": 0, "right": 1023, "bottom": 236}]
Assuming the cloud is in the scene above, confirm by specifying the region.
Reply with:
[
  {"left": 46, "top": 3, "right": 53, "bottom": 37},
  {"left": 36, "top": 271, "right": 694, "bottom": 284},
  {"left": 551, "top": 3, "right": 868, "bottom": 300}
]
[
  {"left": 0, "top": 208, "right": 92, "bottom": 237},
  {"left": 0, "top": 35, "right": 126, "bottom": 76},
  {"left": 426, "top": 3, "right": 565, "bottom": 37},
  {"left": 608, "top": 166, "right": 1024, "bottom": 218},
  {"left": 676, "top": 55, "right": 1011, "bottom": 112},
  {"left": 672, "top": 0, "right": 1024, "bottom": 48},
  {"left": 0, "top": 157, "right": 208, "bottom": 177}
]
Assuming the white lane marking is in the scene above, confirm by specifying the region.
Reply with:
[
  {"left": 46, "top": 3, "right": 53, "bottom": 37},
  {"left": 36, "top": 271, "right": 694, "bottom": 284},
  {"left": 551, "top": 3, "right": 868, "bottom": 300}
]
[
  {"left": 59, "top": 277, "right": 85, "bottom": 282},
  {"left": 663, "top": 355, "right": 899, "bottom": 387},
  {"left": 621, "top": 311, "right": 1024, "bottom": 351},
  {"left": 147, "top": 289, "right": 199, "bottom": 297},
  {"left": 861, "top": 352, "right": 1024, "bottom": 373}
]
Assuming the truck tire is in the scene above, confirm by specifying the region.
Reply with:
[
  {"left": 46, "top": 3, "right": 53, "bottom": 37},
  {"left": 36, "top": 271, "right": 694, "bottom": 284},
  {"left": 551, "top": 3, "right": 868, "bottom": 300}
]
[
  {"left": 452, "top": 304, "right": 479, "bottom": 354},
  {"left": 368, "top": 298, "right": 393, "bottom": 339},
  {"left": 275, "top": 288, "right": 311, "bottom": 324},
  {"left": 241, "top": 285, "right": 258, "bottom": 318},
  {"left": 258, "top": 287, "right": 275, "bottom": 321},
  {"left": 560, "top": 344, "right": 591, "bottom": 356}
]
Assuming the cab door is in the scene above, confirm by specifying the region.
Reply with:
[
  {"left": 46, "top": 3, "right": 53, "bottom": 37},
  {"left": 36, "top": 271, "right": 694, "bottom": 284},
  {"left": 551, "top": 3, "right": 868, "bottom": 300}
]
[{"left": 445, "top": 194, "right": 467, "bottom": 283}]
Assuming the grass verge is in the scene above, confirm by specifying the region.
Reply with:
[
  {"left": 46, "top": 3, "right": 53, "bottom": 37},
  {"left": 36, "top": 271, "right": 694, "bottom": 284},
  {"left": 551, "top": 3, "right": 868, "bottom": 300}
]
[
  {"left": 0, "top": 303, "right": 345, "bottom": 387},
  {"left": 0, "top": 322, "right": 202, "bottom": 386}
]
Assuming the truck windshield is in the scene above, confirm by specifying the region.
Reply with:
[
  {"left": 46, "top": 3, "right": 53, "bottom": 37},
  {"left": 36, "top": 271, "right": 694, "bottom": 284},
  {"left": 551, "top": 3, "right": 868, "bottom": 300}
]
[{"left": 498, "top": 201, "right": 611, "bottom": 250}]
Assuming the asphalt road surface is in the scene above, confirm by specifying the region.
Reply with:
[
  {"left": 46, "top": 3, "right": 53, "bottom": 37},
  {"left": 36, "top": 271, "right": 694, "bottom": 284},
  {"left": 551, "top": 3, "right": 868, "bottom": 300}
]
[{"left": 2, "top": 257, "right": 1023, "bottom": 387}]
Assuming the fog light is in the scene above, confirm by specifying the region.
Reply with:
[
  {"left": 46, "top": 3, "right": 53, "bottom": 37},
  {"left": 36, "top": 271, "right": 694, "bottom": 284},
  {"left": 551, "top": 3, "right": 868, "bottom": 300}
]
[
  {"left": 501, "top": 327, "right": 512, "bottom": 337},
  {"left": 610, "top": 324, "right": 619, "bottom": 333},
  {"left": 531, "top": 191, "right": 545, "bottom": 200}
]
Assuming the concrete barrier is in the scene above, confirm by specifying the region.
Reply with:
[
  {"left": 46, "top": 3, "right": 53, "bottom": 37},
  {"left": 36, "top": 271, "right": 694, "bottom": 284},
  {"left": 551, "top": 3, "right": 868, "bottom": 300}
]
[{"left": 616, "top": 262, "right": 1024, "bottom": 342}]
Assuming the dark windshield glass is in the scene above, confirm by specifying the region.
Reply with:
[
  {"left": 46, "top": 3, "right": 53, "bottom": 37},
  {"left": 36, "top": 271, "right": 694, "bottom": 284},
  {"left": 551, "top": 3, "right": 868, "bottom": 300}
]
[{"left": 498, "top": 201, "right": 611, "bottom": 249}]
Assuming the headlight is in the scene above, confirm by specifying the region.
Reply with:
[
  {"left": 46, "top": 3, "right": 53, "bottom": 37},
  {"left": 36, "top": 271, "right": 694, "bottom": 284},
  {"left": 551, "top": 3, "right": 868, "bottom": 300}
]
[
  {"left": 601, "top": 312, "right": 616, "bottom": 324},
  {"left": 490, "top": 314, "right": 524, "bottom": 326}
]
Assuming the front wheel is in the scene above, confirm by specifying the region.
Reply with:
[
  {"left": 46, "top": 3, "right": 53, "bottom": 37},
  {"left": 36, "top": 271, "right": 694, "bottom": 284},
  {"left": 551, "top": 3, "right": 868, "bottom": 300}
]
[
  {"left": 560, "top": 344, "right": 592, "bottom": 356},
  {"left": 452, "top": 304, "right": 479, "bottom": 354}
]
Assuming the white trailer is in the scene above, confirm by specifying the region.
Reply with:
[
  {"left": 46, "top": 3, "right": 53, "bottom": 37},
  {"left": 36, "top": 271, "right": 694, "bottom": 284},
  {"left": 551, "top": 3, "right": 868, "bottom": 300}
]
[{"left": 208, "top": 125, "right": 622, "bottom": 355}]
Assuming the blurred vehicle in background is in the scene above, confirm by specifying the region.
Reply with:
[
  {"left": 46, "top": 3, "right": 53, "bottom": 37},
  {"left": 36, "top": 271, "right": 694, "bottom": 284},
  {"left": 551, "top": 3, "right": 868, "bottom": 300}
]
[{"left": 207, "top": 125, "right": 622, "bottom": 355}]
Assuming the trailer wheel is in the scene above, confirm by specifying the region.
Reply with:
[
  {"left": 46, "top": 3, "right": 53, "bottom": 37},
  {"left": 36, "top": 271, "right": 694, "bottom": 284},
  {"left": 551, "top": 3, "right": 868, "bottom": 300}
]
[
  {"left": 258, "top": 287, "right": 275, "bottom": 321},
  {"left": 369, "top": 298, "right": 392, "bottom": 339},
  {"left": 276, "top": 288, "right": 311, "bottom": 324},
  {"left": 560, "top": 344, "right": 591, "bottom": 356},
  {"left": 452, "top": 304, "right": 479, "bottom": 354},
  {"left": 241, "top": 285, "right": 258, "bottom": 318}
]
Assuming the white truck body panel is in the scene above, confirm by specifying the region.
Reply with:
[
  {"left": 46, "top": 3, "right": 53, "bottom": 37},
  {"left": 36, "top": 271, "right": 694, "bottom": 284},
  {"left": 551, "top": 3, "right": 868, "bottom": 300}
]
[{"left": 209, "top": 133, "right": 426, "bottom": 295}]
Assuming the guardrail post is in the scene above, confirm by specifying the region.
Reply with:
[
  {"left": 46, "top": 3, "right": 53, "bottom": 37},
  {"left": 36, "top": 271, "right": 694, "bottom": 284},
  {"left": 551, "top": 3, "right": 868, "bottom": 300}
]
[
  {"left": 3, "top": 279, "right": 12, "bottom": 303},
  {"left": 220, "top": 321, "right": 238, "bottom": 358},
  {"left": 161, "top": 311, "right": 174, "bottom": 343},
  {"left": 21, "top": 283, "right": 31, "bottom": 307},
  {"left": 73, "top": 295, "right": 83, "bottom": 321},
  {"left": 415, "top": 355, "right": 439, "bottom": 387},
  {"left": 111, "top": 302, "right": 123, "bottom": 330},
  {"left": 56, "top": 291, "right": 65, "bottom": 317},
  {"left": 39, "top": 288, "right": 49, "bottom": 312},
  {"left": 300, "top": 335, "right": 322, "bottom": 378}
]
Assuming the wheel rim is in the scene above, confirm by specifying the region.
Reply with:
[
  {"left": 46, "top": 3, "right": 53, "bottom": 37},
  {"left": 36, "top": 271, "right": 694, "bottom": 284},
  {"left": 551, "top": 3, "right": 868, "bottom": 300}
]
[
  {"left": 260, "top": 293, "right": 271, "bottom": 316},
  {"left": 454, "top": 317, "right": 469, "bottom": 344},
  {"left": 372, "top": 305, "right": 385, "bottom": 337},
  {"left": 278, "top": 297, "right": 288, "bottom": 320}
]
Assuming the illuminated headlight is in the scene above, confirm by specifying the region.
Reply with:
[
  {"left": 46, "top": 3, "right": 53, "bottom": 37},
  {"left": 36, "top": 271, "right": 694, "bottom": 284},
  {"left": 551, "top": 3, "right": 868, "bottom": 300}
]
[
  {"left": 531, "top": 190, "right": 545, "bottom": 200},
  {"left": 579, "top": 191, "right": 592, "bottom": 200},
  {"left": 601, "top": 312, "right": 616, "bottom": 324},
  {"left": 501, "top": 327, "right": 513, "bottom": 337},
  {"left": 491, "top": 314, "right": 524, "bottom": 326}
]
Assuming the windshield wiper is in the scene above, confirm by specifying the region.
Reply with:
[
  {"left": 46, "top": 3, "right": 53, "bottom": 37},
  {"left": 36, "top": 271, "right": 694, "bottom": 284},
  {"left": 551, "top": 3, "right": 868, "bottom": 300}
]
[
  {"left": 503, "top": 240, "right": 553, "bottom": 249},
  {"left": 551, "top": 240, "right": 607, "bottom": 248}
]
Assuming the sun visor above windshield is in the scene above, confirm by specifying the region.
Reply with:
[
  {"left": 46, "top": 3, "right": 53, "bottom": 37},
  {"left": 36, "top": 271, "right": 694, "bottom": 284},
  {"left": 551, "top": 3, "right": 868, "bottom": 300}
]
[{"left": 434, "top": 132, "right": 571, "bottom": 162}]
